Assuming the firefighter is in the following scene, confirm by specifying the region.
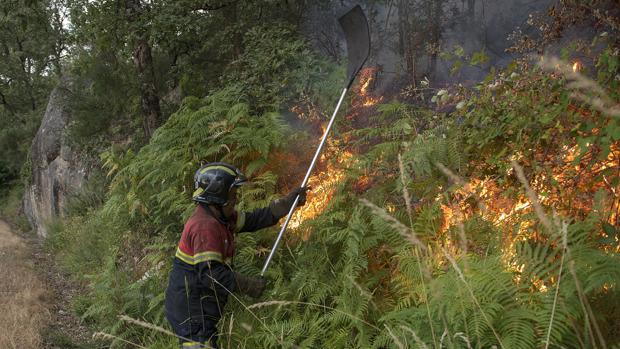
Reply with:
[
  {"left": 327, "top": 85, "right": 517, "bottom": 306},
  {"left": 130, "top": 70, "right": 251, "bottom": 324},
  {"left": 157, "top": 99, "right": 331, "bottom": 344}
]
[{"left": 164, "top": 162, "right": 308, "bottom": 348}]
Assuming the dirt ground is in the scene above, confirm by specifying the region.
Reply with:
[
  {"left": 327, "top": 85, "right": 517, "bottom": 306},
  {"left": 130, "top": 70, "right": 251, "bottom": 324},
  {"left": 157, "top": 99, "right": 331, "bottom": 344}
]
[
  {"left": 0, "top": 219, "right": 49, "bottom": 348},
  {"left": 0, "top": 220, "right": 95, "bottom": 349},
  {"left": 34, "top": 239, "right": 98, "bottom": 348}
]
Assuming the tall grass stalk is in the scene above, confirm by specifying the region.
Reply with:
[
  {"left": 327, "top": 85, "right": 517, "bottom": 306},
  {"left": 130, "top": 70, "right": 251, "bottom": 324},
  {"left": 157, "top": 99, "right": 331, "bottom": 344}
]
[
  {"left": 443, "top": 249, "right": 505, "bottom": 349},
  {"left": 540, "top": 56, "right": 620, "bottom": 118},
  {"left": 385, "top": 324, "right": 405, "bottom": 349},
  {"left": 247, "top": 300, "right": 382, "bottom": 332},
  {"left": 512, "top": 160, "right": 607, "bottom": 349},
  {"left": 93, "top": 331, "right": 147, "bottom": 348},
  {"left": 400, "top": 325, "right": 430, "bottom": 349},
  {"left": 453, "top": 332, "right": 473, "bottom": 349},
  {"left": 119, "top": 315, "right": 192, "bottom": 343},
  {"left": 544, "top": 221, "right": 567, "bottom": 349},
  {"left": 226, "top": 312, "right": 234, "bottom": 349},
  {"left": 511, "top": 160, "right": 553, "bottom": 232},
  {"left": 358, "top": 198, "right": 425, "bottom": 250},
  {"left": 569, "top": 258, "right": 608, "bottom": 349},
  {"left": 399, "top": 153, "right": 437, "bottom": 347}
]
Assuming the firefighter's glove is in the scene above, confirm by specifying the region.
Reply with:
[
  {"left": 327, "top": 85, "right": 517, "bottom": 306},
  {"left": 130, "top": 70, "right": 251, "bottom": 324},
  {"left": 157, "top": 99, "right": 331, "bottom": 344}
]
[
  {"left": 234, "top": 272, "right": 266, "bottom": 299},
  {"left": 269, "top": 187, "right": 310, "bottom": 219}
]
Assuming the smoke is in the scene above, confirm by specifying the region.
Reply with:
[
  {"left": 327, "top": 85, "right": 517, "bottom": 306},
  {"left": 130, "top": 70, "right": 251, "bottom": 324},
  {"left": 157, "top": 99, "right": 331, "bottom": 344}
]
[
  {"left": 300, "top": 0, "right": 601, "bottom": 92},
  {"left": 436, "top": 0, "right": 554, "bottom": 83}
]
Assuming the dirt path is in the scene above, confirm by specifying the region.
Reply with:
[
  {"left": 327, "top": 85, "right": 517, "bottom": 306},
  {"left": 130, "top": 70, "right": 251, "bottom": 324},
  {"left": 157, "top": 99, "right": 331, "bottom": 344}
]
[
  {"left": 31, "top": 231, "right": 95, "bottom": 348},
  {"left": 0, "top": 219, "right": 49, "bottom": 348},
  {"left": 0, "top": 220, "right": 95, "bottom": 348}
]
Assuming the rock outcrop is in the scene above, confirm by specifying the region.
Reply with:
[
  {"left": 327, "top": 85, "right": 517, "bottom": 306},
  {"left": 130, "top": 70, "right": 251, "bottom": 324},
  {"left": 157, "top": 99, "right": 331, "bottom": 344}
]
[{"left": 23, "top": 79, "right": 89, "bottom": 237}]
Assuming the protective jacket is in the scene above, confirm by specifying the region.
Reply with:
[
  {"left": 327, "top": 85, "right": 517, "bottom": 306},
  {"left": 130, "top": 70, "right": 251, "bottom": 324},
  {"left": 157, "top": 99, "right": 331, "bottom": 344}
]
[{"left": 164, "top": 203, "right": 279, "bottom": 347}]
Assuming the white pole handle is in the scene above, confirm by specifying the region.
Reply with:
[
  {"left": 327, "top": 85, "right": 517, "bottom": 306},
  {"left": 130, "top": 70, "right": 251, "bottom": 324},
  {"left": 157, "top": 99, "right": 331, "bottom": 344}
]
[{"left": 261, "top": 87, "right": 349, "bottom": 276}]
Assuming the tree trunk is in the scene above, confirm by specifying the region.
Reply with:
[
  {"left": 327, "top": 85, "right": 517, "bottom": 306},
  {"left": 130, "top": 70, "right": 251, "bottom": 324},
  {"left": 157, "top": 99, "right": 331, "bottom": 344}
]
[
  {"left": 429, "top": 0, "right": 443, "bottom": 79},
  {"left": 224, "top": 2, "right": 242, "bottom": 60},
  {"left": 124, "top": 0, "right": 161, "bottom": 140},
  {"left": 133, "top": 37, "right": 160, "bottom": 139},
  {"left": 467, "top": 0, "right": 476, "bottom": 22},
  {"left": 398, "top": 0, "right": 416, "bottom": 87}
]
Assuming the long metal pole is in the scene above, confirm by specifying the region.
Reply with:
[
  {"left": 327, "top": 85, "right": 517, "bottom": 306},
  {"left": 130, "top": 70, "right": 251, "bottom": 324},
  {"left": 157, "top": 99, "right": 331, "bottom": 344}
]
[{"left": 261, "top": 87, "right": 349, "bottom": 275}]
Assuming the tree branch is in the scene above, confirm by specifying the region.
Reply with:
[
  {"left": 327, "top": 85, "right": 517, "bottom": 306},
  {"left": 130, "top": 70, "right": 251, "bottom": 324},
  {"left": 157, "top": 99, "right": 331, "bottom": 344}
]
[
  {"left": 193, "top": 0, "right": 238, "bottom": 12},
  {"left": 0, "top": 89, "right": 15, "bottom": 115}
]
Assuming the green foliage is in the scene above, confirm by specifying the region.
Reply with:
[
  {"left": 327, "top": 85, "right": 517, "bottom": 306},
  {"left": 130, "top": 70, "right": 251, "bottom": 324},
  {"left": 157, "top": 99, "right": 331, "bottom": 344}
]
[
  {"left": 0, "top": 109, "right": 41, "bottom": 184},
  {"left": 101, "top": 90, "right": 288, "bottom": 235},
  {"left": 0, "top": 182, "right": 31, "bottom": 231},
  {"left": 36, "top": 4, "right": 620, "bottom": 349},
  {"left": 216, "top": 50, "right": 620, "bottom": 348},
  {"left": 53, "top": 83, "right": 296, "bottom": 346},
  {"left": 440, "top": 46, "right": 490, "bottom": 77},
  {"left": 64, "top": 171, "right": 108, "bottom": 217},
  {"left": 225, "top": 25, "right": 342, "bottom": 113},
  {"left": 63, "top": 0, "right": 336, "bottom": 150},
  {"left": 67, "top": 55, "right": 139, "bottom": 147},
  {"left": 0, "top": 0, "right": 61, "bottom": 187},
  {"left": 46, "top": 213, "right": 119, "bottom": 278}
]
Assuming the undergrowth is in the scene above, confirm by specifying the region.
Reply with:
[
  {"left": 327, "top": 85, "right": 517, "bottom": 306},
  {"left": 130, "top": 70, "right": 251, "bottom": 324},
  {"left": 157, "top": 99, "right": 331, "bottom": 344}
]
[
  {"left": 48, "top": 36, "right": 620, "bottom": 348},
  {"left": 0, "top": 183, "right": 31, "bottom": 232}
]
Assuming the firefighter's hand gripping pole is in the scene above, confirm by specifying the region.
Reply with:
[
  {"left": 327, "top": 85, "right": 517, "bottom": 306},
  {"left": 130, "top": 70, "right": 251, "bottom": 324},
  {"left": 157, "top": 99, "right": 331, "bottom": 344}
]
[{"left": 261, "top": 5, "right": 370, "bottom": 276}]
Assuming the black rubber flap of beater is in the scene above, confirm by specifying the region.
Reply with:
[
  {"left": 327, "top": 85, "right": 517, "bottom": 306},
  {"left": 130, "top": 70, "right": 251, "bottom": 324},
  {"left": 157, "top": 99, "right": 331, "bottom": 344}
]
[{"left": 338, "top": 5, "right": 370, "bottom": 88}]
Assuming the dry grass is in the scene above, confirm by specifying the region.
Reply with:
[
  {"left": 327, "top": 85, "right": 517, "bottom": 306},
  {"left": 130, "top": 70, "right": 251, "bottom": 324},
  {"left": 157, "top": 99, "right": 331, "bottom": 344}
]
[
  {"left": 0, "top": 220, "right": 49, "bottom": 349},
  {"left": 358, "top": 198, "right": 426, "bottom": 250},
  {"left": 539, "top": 56, "right": 620, "bottom": 118}
]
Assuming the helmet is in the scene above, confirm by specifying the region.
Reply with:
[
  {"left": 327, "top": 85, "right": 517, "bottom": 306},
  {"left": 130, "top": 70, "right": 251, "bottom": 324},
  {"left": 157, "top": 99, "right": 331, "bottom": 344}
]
[{"left": 192, "top": 162, "right": 247, "bottom": 205}]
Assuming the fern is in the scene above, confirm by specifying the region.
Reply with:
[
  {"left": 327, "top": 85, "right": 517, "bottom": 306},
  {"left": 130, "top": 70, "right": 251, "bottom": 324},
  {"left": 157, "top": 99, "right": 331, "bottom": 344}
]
[{"left": 50, "top": 38, "right": 620, "bottom": 349}]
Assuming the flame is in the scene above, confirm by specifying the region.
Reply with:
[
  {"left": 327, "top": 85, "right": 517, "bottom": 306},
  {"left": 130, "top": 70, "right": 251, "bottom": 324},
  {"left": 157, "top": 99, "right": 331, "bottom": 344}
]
[
  {"left": 284, "top": 57, "right": 619, "bottom": 297},
  {"left": 353, "top": 174, "right": 373, "bottom": 194},
  {"left": 284, "top": 66, "right": 388, "bottom": 233},
  {"left": 437, "top": 137, "right": 620, "bottom": 286},
  {"left": 288, "top": 150, "right": 353, "bottom": 232},
  {"left": 360, "top": 74, "right": 372, "bottom": 95},
  {"left": 442, "top": 145, "right": 620, "bottom": 232},
  {"left": 354, "top": 67, "right": 384, "bottom": 108}
]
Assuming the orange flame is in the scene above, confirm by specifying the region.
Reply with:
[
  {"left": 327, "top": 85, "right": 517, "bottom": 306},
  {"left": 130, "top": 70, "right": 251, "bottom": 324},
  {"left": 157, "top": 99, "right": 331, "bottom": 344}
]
[
  {"left": 289, "top": 150, "right": 353, "bottom": 232},
  {"left": 354, "top": 67, "right": 384, "bottom": 108},
  {"left": 438, "top": 140, "right": 620, "bottom": 262},
  {"left": 285, "top": 66, "right": 387, "bottom": 233}
]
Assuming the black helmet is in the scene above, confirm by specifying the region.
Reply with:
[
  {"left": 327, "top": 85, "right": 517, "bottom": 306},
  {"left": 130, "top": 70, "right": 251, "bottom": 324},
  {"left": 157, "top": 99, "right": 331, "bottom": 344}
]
[{"left": 192, "top": 162, "right": 247, "bottom": 205}]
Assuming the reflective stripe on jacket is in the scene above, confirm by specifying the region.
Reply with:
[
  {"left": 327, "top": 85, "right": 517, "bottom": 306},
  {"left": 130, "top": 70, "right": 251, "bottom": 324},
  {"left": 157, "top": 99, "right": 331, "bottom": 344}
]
[
  {"left": 174, "top": 204, "right": 279, "bottom": 266},
  {"left": 165, "top": 203, "right": 280, "bottom": 344},
  {"left": 174, "top": 205, "right": 241, "bottom": 265}
]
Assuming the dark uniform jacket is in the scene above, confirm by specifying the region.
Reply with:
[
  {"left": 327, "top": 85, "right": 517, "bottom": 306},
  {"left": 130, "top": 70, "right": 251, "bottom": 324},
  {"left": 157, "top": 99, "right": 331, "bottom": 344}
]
[{"left": 164, "top": 203, "right": 278, "bottom": 345}]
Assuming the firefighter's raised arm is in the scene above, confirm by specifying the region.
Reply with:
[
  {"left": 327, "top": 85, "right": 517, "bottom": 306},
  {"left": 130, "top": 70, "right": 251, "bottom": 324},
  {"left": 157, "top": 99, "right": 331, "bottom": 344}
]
[{"left": 235, "top": 186, "right": 309, "bottom": 233}]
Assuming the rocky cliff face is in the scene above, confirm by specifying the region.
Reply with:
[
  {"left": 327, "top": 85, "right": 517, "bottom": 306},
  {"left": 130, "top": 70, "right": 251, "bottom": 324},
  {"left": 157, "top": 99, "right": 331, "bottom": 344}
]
[{"left": 23, "top": 79, "right": 89, "bottom": 237}]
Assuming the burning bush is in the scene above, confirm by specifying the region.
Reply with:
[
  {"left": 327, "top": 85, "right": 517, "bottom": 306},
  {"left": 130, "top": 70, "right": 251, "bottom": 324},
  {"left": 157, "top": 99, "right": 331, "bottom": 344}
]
[{"left": 228, "top": 46, "right": 620, "bottom": 348}]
